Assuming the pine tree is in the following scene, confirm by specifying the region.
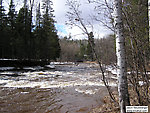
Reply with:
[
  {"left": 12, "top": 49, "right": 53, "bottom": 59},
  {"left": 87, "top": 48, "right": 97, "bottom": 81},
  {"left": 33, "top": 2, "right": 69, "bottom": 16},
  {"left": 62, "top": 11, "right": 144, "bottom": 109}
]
[
  {"left": 28, "top": 0, "right": 35, "bottom": 59},
  {"left": 36, "top": 3, "right": 41, "bottom": 29},
  {"left": 8, "top": 0, "right": 16, "bottom": 30},
  {"left": 0, "top": 0, "right": 8, "bottom": 58},
  {"left": 8, "top": 0, "right": 17, "bottom": 58},
  {"left": 16, "top": 5, "right": 30, "bottom": 59},
  {"left": 38, "top": 0, "right": 60, "bottom": 60},
  {"left": 0, "top": 0, "right": 4, "bottom": 58},
  {"left": 34, "top": 3, "right": 42, "bottom": 59},
  {"left": 0, "top": 0, "right": 4, "bottom": 27}
]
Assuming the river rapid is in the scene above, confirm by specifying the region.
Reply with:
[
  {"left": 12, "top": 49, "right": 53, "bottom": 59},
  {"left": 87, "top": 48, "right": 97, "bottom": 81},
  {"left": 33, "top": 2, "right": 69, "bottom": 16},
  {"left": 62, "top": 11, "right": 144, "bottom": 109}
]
[{"left": 0, "top": 62, "right": 117, "bottom": 113}]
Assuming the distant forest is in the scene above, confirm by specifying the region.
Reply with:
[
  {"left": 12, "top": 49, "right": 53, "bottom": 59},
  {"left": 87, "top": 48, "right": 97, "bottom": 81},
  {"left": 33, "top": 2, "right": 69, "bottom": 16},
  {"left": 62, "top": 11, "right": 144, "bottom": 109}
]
[
  {"left": 59, "top": 35, "right": 116, "bottom": 64},
  {"left": 0, "top": 0, "right": 60, "bottom": 61}
]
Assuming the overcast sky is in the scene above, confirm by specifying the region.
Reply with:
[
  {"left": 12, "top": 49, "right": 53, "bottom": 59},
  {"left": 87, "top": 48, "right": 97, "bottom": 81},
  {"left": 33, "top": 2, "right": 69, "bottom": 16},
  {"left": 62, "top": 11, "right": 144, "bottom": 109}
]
[
  {"left": 52, "top": 0, "right": 113, "bottom": 39},
  {"left": 3, "top": 0, "right": 113, "bottom": 39}
]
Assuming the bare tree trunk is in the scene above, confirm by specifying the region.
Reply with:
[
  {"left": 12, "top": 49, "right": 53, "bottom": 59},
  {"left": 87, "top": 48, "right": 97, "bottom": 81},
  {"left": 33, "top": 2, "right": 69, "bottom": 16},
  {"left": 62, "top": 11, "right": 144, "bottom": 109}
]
[{"left": 113, "top": 0, "right": 130, "bottom": 112}]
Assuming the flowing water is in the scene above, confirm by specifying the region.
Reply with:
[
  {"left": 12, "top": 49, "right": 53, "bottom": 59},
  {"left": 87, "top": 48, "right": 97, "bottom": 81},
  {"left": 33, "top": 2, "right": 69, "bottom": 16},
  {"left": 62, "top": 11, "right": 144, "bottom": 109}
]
[{"left": 0, "top": 63, "right": 117, "bottom": 113}]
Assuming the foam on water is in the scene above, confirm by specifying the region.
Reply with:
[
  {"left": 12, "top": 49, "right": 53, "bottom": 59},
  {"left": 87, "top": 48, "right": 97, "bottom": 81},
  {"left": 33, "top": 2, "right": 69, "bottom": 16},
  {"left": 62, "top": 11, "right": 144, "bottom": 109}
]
[
  {"left": 0, "top": 67, "right": 15, "bottom": 71},
  {"left": 75, "top": 88, "right": 97, "bottom": 95},
  {"left": 1, "top": 78, "right": 117, "bottom": 89},
  {"left": 106, "top": 66, "right": 117, "bottom": 75},
  {"left": 20, "top": 92, "right": 29, "bottom": 94},
  {"left": 0, "top": 64, "right": 117, "bottom": 93},
  {"left": 0, "top": 72, "right": 15, "bottom": 75},
  {"left": 50, "top": 62, "right": 75, "bottom": 65},
  {"left": 0, "top": 80, "right": 13, "bottom": 84}
]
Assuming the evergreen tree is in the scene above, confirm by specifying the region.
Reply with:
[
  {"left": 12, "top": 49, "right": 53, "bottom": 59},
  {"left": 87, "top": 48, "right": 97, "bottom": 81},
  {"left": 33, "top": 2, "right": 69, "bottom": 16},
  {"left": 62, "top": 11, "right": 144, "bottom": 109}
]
[
  {"left": 0, "top": 0, "right": 4, "bottom": 27},
  {"left": 34, "top": 3, "right": 42, "bottom": 59},
  {"left": 7, "top": 0, "right": 17, "bottom": 58},
  {"left": 86, "top": 32, "right": 95, "bottom": 61},
  {"left": 8, "top": 0, "right": 16, "bottom": 30},
  {"left": 16, "top": 6, "right": 30, "bottom": 59},
  {"left": 0, "top": 0, "right": 8, "bottom": 58},
  {"left": 36, "top": 3, "right": 41, "bottom": 28},
  {"left": 0, "top": 0, "right": 4, "bottom": 58},
  {"left": 37, "top": 0, "right": 60, "bottom": 60},
  {"left": 28, "top": 0, "right": 35, "bottom": 59},
  {"left": 0, "top": 0, "right": 60, "bottom": 61}
]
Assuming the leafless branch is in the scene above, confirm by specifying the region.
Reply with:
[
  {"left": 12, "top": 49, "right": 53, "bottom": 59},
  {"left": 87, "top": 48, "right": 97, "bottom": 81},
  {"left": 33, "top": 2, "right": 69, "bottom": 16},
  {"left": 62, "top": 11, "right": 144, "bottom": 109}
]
[{"left": 66, "top": 0, "right": 117, "bottom": 103}]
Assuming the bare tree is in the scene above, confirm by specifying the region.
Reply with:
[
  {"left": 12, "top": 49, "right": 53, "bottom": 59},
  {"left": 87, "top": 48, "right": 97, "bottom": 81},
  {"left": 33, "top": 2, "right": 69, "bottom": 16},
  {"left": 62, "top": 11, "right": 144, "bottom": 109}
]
[
  {"left": 113, "top": 0, "right": 130, "bottom": 112},
  {"left": 90, "top": 0, "right": 150, "bottom": 108},
  {"left": 88, "top": 0, "right": 115, "bottom": 32},
  {"left": 95, "top": 35, "right": 116, "bottom": 65},
  {"left": 66, "top": 0, "right": 117, "bottom": 102},
  {"left": 59, "top": 37, "right": 80, "bottom": 62},
  {"left": 122, "top": 0, "right": 150, "bottom": 105}
]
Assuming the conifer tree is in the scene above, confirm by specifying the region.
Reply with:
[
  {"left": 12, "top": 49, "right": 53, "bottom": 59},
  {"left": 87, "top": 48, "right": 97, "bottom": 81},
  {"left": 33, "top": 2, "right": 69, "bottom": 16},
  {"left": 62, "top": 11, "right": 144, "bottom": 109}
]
[
  {"left": 16, "top": 4, "right": 30, "bottom": 59},
  {"left": 0, "top": 0, "right": 4, "bottom": 58},
  {"left": 8, "top": 0, "right": 17, "bottom": 58},
  {"left": 0, "top": 0, "right": 7, "bottom": 58},
  {"left": 38, "top": 0, "right": 60, "bottom": 60},
  {"left": 34, "top": 3, "right": 42, "bottom": 59}
]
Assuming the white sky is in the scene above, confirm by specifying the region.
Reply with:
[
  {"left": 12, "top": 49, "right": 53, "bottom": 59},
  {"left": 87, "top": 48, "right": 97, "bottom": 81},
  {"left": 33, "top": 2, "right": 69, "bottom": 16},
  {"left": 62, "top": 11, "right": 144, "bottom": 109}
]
[
  {"left": 52, "top": 0, "right": 113, "bottom": 39},
  {"left": 3, "top": 0, "right": 113, "bottom": 39}
]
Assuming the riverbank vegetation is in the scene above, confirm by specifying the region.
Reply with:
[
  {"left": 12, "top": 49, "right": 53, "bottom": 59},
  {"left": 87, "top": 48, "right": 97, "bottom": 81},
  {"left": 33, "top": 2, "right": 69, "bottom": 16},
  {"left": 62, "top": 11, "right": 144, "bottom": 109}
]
[{"left": 59, "top": 34, "right": 116, "bottom": 64}]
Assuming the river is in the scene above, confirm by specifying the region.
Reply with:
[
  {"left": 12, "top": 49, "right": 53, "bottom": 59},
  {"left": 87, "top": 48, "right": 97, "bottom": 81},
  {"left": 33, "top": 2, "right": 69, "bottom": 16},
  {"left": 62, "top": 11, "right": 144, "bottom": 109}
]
[{"left": 0, "top": 62, "right": 117, "bottom": 113}]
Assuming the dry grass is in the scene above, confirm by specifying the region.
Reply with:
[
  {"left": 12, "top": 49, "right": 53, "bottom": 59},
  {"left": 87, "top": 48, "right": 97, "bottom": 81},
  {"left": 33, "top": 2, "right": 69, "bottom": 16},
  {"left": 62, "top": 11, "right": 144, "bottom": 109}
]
[
  {"left": 91, "top": 91, "right": 120, "bottom": 113},
  {"left": 91, "top": 87, "right": 150, "bottom": 113}
]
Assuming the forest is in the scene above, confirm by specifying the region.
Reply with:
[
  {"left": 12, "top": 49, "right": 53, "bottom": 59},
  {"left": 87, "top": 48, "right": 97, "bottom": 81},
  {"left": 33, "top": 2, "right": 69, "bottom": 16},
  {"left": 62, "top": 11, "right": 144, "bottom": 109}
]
[
  {"left": 0, "top": 0, "right": 150, "bottom": 113},
  {"left": 0, "top": 0, "right": 60, "bottom": 61}
]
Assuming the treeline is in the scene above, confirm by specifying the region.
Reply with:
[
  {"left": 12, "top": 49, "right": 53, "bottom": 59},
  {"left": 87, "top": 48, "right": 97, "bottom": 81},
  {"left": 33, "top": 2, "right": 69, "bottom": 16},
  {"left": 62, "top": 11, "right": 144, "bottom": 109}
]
[
  {"left": 0, "top": 0, "right": 60, "bottom": 61},
  {"left": 59, "top": 35, "right": 116, "bottom": 65}
]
